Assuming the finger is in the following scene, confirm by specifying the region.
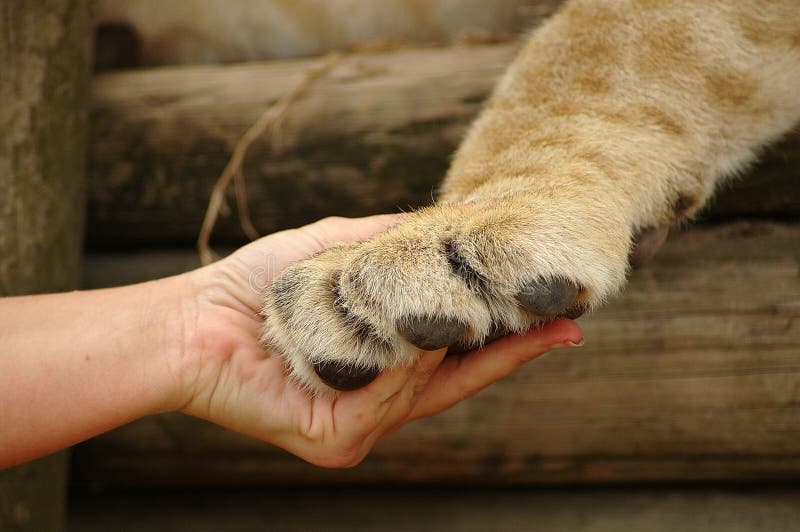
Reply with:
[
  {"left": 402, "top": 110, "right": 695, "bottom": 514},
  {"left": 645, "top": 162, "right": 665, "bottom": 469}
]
[
  {"left": 340, "top": 346, "right": 446, "bottom": 414},
  {"left": 370, "top": 347, "right": 452, "bottom": 438},
  {"left": 409, "top": 319, "right": 583, "bottom": 420},
  {"left": 331, "top": 352, "right": 421, "bottom": 429},
  {"left": 225, "top": 213, "right": 410, "bottom": 290},
  {"left": 412, "top": 348, "right": 450, "bottom": 385},
  {"left": 332, "top": 347, "right": 445, "bottom": 425},
  {"left": 299, "top": 213, "right": 410, "bottom": 250},
  {"left": 378, "top": 347, "right": 448, "bottom": 421},
  {"left": 340, "top": 347, "right": 448, "bottom": 453}
]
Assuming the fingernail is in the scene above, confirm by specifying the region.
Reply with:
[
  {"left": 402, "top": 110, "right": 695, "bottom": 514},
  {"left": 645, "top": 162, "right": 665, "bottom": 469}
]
[{"left": 549, "top": 339, "right": 584, "bottom": 349}]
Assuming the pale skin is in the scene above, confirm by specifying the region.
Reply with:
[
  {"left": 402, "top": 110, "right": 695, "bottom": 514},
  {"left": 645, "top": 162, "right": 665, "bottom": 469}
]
[{"left": 0, "top": 214, "right": 582, "bottom": 470}]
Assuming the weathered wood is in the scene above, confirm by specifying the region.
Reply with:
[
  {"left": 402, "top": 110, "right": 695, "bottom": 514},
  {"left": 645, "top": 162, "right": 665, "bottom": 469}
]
[
  {"left": 0, "top": 0, "right": 91, "bottom": 529},
  {"left": 72, "top": 222, "right": 800, "bottom": 487},
  {"left": 87, "top": 45, "right": 513, "bottom": 246},
  {"left": 86, "top": 44, "right": 800, "bottom": 247},
  {"left": 67, "top": 487, "right": 800, "bottom": 531}
]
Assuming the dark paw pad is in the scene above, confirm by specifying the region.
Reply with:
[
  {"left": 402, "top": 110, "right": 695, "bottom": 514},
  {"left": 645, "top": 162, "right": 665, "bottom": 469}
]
[
  {"left": 397, "top": 316, "right": 469, "bottom": 351},
  {"left": 516, "top": 277, "right": 579, "bottom": 317},
  {"left": 312, "top": 360, "right": 380, "bottom": 392}
]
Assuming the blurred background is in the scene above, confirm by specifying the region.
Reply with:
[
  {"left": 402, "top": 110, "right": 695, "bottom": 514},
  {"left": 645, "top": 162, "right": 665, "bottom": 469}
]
[{"left": 2, "top": 1, "right": 799, "bottom": 530}]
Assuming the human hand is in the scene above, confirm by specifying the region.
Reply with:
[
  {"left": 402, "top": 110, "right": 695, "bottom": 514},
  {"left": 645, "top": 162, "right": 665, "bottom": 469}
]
[{"left": 174, "top": 215, "right": 583, "bottom": 467}]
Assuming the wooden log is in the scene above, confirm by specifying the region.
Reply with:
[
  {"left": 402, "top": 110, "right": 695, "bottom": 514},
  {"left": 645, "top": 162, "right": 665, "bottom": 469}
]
[
  {"left": 66, "top": 487, "right": 800, "bottom": 531},
  {"left": 72, "top": 222, "right": 800, "bottom": 488},
  {"left": 86, "top": 44, "right": 800, "bottom": 248},
  {"left": 87, "top": 45, "right": 511, "bottom": 247},
  {"left": 0, "top": 0, "right": 91, "bottom": 529}
]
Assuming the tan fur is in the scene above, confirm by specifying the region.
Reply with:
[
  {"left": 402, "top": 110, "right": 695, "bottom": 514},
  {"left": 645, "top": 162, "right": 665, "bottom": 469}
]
[{"left": 263, "top": 0, "right": 800, "bottom": 395}]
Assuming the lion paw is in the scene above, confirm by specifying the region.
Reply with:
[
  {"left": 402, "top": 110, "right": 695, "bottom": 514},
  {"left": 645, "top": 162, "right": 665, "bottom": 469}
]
[{"left": 261, "top": 195, "right": 633, "bottom": 395}]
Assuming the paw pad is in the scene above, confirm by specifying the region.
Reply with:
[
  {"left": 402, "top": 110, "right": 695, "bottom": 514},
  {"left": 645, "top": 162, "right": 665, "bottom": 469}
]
[
  {"left": 516, "top": 277, "right": 579, "bottom": 318},
  {"left": 312, "top": 360, "right": 380, "bottom": 391},
  {"left": 397, "top": 315, "right": 469, "bottom": 351}
]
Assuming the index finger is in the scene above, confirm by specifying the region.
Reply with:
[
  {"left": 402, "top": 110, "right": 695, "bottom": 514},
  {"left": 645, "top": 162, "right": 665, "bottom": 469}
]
[{"left": 408, "top": 319, "right": 583, "bottom": 420}]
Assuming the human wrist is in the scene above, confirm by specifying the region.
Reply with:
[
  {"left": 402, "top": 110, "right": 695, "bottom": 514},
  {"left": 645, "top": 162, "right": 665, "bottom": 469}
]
[
  {"left": 140, "top": 271, "right": 206, "bottom": 416},
  {"left": 166, "top": 260, "right": 256, "bottom": 420}
]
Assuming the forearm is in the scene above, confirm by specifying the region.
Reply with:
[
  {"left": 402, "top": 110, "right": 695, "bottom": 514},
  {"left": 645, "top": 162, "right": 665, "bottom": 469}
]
[{"left": 0, "top": 276, "right": 190, "bottom": 468}]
